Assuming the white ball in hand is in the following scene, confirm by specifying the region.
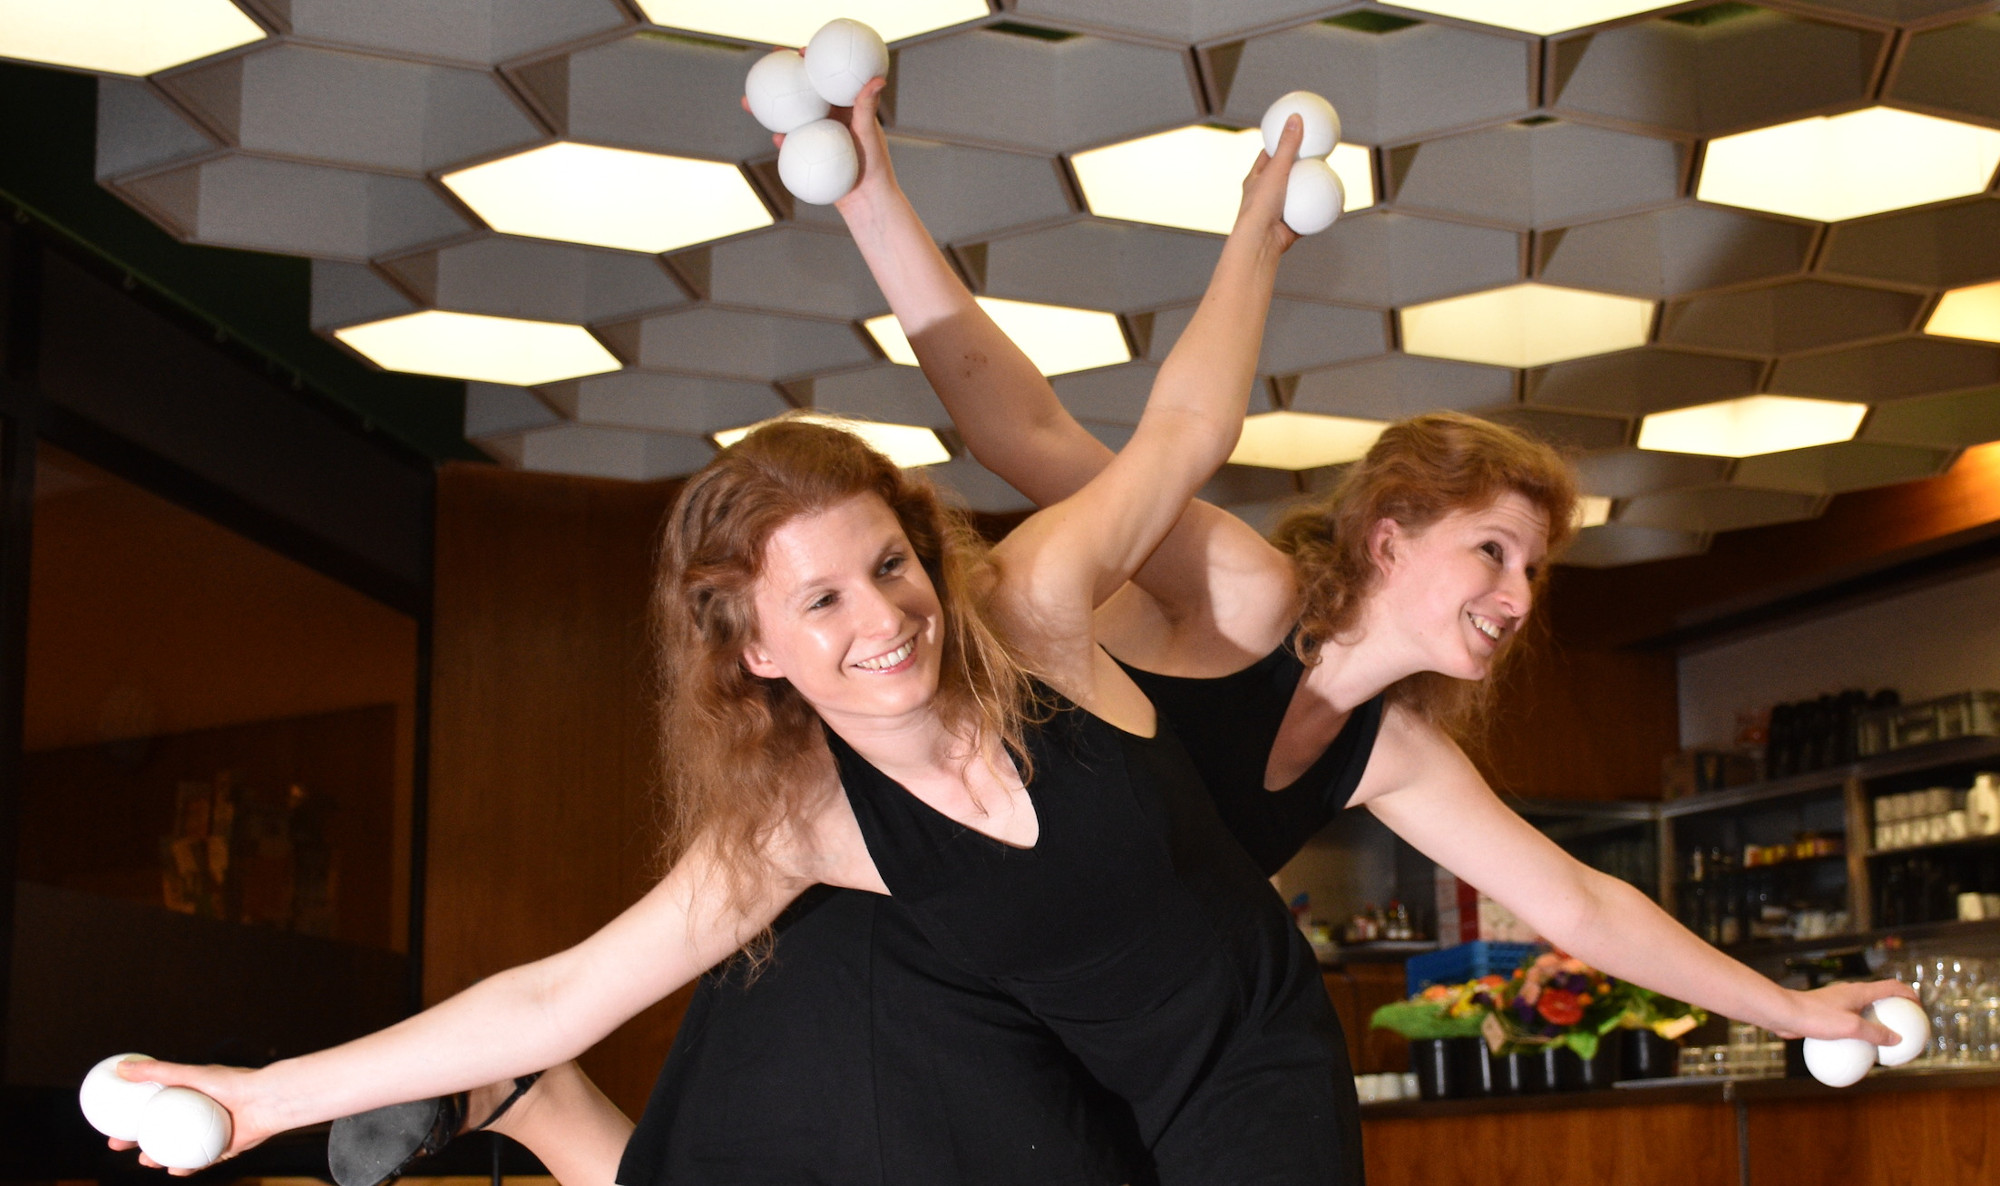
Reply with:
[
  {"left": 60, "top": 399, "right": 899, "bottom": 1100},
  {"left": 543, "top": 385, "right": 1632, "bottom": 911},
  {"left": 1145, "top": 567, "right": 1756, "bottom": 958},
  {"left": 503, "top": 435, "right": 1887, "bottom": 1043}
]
[
  {"left": 745, "top": 49, "right": 830, "bottom": 134},
  {"left": 79, "top": 1053, "right": 164, "bottom": 1142},
  {"left": 805, "top": 18, "right": 888, "bottom": 106},
  {"left": 1282, "top": 158, "right": 1345, "bottom": 236},
  {"left": 1868, "top": 996, "right": 1930, "bottom": 1067},
  {"left": 1802, "top": 1036, "right": 1876, "bottom": 1087},
  {"left": 1261, "top": 91, "right": 1340, "bottom": 160},
  {"left": 777, "top": 118, "right": 859, "bottom": 205},
  {"left": 136, "top": 1086, "right": 233, "bottom": 1170}
]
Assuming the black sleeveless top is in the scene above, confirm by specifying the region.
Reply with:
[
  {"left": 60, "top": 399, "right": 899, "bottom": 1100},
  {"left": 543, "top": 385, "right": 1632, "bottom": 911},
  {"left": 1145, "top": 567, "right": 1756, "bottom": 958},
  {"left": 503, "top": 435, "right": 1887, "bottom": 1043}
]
[{"left": 829, "top": 698, "right": 1358, "bottom": 1185}]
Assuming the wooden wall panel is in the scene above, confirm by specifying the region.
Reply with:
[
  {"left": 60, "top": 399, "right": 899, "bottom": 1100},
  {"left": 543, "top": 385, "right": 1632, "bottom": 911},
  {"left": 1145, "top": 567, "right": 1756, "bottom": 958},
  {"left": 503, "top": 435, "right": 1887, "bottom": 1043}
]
[
  {"left": 1476, "top": 633, "right": 1681, "bottom": 802},
  {"left": 1746, "top": 1087, "right": 2000, "bottom": 1183},
  {"left": 427, "top": 462, "right": 688, "bottom": 1118},
  {"left": 1362, "top": 1102, "right": 1737, "bottom": 1186}
]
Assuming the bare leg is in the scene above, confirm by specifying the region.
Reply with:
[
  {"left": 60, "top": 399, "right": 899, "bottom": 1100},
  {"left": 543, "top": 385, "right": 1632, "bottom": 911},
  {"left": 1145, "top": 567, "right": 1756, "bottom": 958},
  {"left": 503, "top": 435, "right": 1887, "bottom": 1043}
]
[{"left": 477, "top": 1062, "right": 633, "bottom": 1186}]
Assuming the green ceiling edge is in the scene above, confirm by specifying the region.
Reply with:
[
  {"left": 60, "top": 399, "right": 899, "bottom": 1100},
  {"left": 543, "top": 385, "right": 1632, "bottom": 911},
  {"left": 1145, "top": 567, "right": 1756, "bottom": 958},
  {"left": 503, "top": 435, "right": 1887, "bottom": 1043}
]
[{"left": 0, "top": 60, "right": 482, "bottom": 463}]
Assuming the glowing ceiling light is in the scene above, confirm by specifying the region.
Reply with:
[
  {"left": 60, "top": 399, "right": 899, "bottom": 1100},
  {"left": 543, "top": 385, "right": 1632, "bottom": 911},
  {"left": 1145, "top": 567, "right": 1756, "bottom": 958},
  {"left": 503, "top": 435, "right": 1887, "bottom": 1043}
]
[
  {"left": 335, "top": 311, "right": 621, "bottom": 386},
  {"left": 1574, "top": 496, "right": 1613, "bottom": 529},
  {"left": 635, "top": 0, "right": 985, "bottom": 45},
  {"left": 1401, "top": 283, "right": 1655, "bottom": 369},
  {"left": 866, "top": 298, "right": 1130, "bottom": 377},
  {"left": 1228, "top": 412, "right": 1387, "bottom": 471},
  {"left": 1698, "top": 107, "right": 2000, "bottom": 223},
  {"left": 0, "top": 0, "right": 264, "bottom": 76},
  {"left": 714, "top": 413, "right": 951, "bottom": 468},
  {"left": 1637, "top": 394, "right": 1867, "bottom": 458},
  {"left": 1071, "top": 126, "right": 1374, "bottom": 235},
  {"left": 442, "top": 142, "right": 771, "bottom": 254},
  {"left": 1386, "top": 1, "right": 1673, "bottom": 35},
  {"left": 1925, "top": 279, "right": 2000, "bottom": 345}
]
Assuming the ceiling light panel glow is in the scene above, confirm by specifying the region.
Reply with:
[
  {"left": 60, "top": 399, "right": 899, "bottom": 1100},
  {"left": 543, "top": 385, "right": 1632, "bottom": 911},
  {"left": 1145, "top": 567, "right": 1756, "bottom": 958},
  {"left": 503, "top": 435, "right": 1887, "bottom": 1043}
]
[
  {"left": 442, "top": 143, "right": 771, "bottom": 254},
  {"left": 0, "top": 0, "right": 264, "bottom": 76},
  {"left": 1698, "top": 108, "right": 2000, "bottom": 224},
  {"left": 1071, "top": 126, "right": 1374, "bottom": 236},
  {"left": 1574, "top": 496, "right": 1613, "bottom": 529},
  {"left": 1925, "top": 280, "right": 2000, "bottom": 345},
  {"left": 1401, "top": 283, "right": 1656, "bottom": 369},
  {"left": 334, "top": 311, "right": 622, "bottom": 386},
  {"left": 866, "top": 298, "right": 1130, "bottom": 377},
  {"left": 635, "top": 0, "right": 987, "bottom": 45},
  {"left": 1229, "top": 412, "right": 1387, "bottom": 471},
  {"left": 1637, "top": 394, "right": 1867, "bottom": 458},
  {"left": 1388, "top": 2, "right": 1675, "bottom": 35},
  {"left": 714, "top": 413, "right": 951, "bottom": 468}
]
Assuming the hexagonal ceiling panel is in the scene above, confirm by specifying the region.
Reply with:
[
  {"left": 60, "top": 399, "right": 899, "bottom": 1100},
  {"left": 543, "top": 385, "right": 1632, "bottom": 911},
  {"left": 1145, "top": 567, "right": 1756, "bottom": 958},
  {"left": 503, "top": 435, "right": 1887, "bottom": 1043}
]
[{"left": 61, "top": 0, "right": 2000, "bottom": 565}]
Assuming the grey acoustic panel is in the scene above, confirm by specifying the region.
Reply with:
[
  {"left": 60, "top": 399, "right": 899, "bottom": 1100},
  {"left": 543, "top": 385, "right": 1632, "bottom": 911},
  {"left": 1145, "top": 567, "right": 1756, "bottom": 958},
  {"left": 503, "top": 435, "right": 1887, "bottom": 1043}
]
[
  {"left": 117, "top": 154, "right": 470, "bottom": 261},
  {"left": 1290, "top": 354, "right": 1517, "bottom": 419},
  {"left": 1619, "top": 484, "right": 1825, "bottom": 532},
  {"left": 1391, "top": 120, "right": 1685, "bottom": 229},
  {"left": 1143, "top": 298, "right": 1388, "bottom": 374},
  {"left": 1859, "top": 384, "right": 2000, "bottom": 447},
  {"left": 1199, "top": 463, "right": 1298, "bottom": 509},
  {"left": 1525, "top": 348, "right": 1762, "bottom": 415},
  {"left": 892, "top": 27, "right": 1200, "bottom": 153},
  {"left": 162, "top": 43, "right": 542, "bottom": 174},
  {"left": 309, "top": 259, "right": 421, "bottom": 329},
  {"left": 978, "top": 218, "right": 1224, "bottom": 311},
  {"left": 1573, "top": 447, "right": 1730, "bottom": 498},
  {"left": 380, "top": 236, "right": 689, "bottom": 324},
  {"left": 929, "top": 454, "right": 1033, "bottom": 514},
  {"left": 1010, "top": 0, "right": 1336, "bottom": 44},
  {"left": 1771, "top": 337, "right": 2000, "bottom": 402},
  {"left": 511, "top": 32, "right": 772, "bottom": 161},
  {"left": 464, "top": 381, "right": 561, "bottom": 438},
  {"left": 248, "top": 0, "right": 631, "bottom": 68},
  {"left": 95, "top": 79, "right": 220, "bottom": 181},
  {"left": 1536, "top": 203, "right": 1815, "bottom": 298},
  {"left": 1548, "top": 10, "right": 1881, "bottom": 137},
  {"left": 1659, "top": 279, "right": 1924, "bottom": 356},
  {"left": 1780, "top": 1, "right": 1998, "bottom": 26},
  {"left": 1731, "top": 440, "right": 1956, "bottom": 493},
  {"left": 1818, "top": 196, "right": 2000, "bottom": 289},
  {"left": 481, "top": 421, "right": 714, "bottom": 481},
  {"left": 1275, "top": 211, "right": 1523, "bottom": 307},
  {"left": 539, "top": 370, "right": 790, "bottom": 434},
  {"left": 1218, "top": 19, "right": 1535, "bottom": 146},
  {"left": 884, "top": 136, "right": 1075, "bottom": 244},
  {"left": 801, "top": 364, "right": 947, "bottom": 425},
  {"left": 1051, "top": 362, "right": 1162, "bottom": 424},
  {"left": 1892, "top": 15, "right": 2000, "bottom": 123},
  {"left": 598, "top": 306, "right": 875, "bottom": 380},
  {"left": 694, "top": 226, "right": 887, "bottom": 321},
  {"left": 1475, "top": 405, "right": 1631, "bottom": 450},
  {"left": 1560, "top": 523, "right": 1708, "bottom": 567}
]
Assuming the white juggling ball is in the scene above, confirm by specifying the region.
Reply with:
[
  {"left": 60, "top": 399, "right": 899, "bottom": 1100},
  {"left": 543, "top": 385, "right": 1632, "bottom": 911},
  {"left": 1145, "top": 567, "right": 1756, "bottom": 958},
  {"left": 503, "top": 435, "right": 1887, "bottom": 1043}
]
[
  {"left": 1261, "top": 91, "right": 1340, "bottom": 160},
  {"left": 804, "top": 18, "right": 888, "bottom": 106},
  {"left": 1282, "top": 158, "right": 1345, "bottom": 236},
  {"left": 1802, "top": 1035, "right": 1876, "bottom": 1088},
  {"left": 777, "top": 118, "right": 859, "bottom": 205},
  {"left": 79, "top": 1053, "right": 164, "bottom": 1141},
  {"left": 1868, "top": 996, "right": 1930, "bottom": 1068},
  {"left": 745, "top": 49, "right": 830, "bottom": 134},
  {"left": 135, "top": 1086, "right": 233, "bottom": 1170}
]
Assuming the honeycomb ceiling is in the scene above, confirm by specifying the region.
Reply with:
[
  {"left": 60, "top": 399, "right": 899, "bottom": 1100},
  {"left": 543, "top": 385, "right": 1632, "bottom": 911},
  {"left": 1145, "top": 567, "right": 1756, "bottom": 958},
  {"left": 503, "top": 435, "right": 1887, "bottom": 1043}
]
[{"left": 32, "top": 0, "right": 2000, "bottom": 566}]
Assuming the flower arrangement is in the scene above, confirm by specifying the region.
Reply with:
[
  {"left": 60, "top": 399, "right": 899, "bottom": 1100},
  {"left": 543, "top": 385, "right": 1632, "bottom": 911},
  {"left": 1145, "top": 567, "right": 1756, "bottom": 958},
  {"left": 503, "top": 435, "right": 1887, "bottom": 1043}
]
[{"left": 1371, "top": 949, "right": 1708, "bottom": 1062}]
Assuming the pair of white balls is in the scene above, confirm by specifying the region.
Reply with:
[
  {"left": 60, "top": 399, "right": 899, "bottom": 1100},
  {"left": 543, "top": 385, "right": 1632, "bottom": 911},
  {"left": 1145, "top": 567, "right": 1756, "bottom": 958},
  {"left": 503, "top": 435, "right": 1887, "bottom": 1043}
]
[
  {"left": 744, "top": 18, "right": 890, "bottom": 205},
  {"left": 1800, "top": 996, "right": 1930, "bottom": 1087},
  {"left": 79, "top": 1053, "right": 233, "bottom": 1170},
  {"left": 1259, "top": 91, "right": 1345, "bottom": 236}
]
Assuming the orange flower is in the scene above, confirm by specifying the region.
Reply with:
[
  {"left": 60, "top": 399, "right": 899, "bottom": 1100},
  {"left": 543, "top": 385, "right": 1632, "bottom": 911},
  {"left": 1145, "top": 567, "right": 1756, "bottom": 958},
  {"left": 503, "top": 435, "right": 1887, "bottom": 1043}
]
[{"left": 1537, "top": 988, "right": 1584, "bottom": 1027}]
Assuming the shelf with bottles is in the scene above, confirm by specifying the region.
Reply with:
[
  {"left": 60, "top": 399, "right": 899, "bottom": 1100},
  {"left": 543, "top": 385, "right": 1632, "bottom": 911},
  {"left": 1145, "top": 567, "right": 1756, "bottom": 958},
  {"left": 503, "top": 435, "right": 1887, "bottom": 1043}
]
[{"left": 1657, "top": 734, "right": 2000, "bottom": 820}]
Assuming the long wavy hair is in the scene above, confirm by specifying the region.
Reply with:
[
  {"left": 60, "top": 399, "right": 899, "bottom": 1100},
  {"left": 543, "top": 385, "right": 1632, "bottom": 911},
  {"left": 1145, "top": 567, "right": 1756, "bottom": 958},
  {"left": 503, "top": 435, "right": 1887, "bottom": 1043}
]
[
  {"left": 653, "top": 417, "right": 1034, "bottom": 940},
  {"left": 1269, "top": 412, "right": 1579, "bottom": 740}
]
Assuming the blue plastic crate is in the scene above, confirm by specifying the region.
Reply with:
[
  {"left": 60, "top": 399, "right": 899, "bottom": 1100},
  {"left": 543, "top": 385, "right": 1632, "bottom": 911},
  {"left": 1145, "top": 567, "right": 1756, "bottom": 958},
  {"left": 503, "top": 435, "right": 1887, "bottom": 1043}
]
[{"left": 1405, "top": 941, "right": 1542, "bottom": 996}]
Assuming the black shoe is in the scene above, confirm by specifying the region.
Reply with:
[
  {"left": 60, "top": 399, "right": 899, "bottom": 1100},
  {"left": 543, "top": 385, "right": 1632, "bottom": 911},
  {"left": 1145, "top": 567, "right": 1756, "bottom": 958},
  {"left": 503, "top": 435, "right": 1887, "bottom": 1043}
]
[{"left": 327, "top": 1073, "right": 541, "bottom": 1186}]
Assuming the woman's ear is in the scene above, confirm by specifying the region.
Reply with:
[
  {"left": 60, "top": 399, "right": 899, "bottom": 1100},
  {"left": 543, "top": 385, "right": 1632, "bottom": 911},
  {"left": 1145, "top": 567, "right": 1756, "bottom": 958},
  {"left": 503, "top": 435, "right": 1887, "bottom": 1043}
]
[
  {"left": 741, "top": 642, "right": 782, "bottom": 680},
  {"left": 1366, "top": 516, "right": 1402, "bottom": 575}
]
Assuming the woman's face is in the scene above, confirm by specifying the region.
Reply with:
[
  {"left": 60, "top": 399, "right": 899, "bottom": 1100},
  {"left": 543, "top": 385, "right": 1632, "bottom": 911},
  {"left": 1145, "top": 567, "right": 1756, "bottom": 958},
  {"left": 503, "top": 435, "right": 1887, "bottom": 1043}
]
[
  {"left": 740, "top": 492, "right": 945, "bottom": 728},
  {"left": 1368, "top": 490, "right": 1550, "bottom": 682}
]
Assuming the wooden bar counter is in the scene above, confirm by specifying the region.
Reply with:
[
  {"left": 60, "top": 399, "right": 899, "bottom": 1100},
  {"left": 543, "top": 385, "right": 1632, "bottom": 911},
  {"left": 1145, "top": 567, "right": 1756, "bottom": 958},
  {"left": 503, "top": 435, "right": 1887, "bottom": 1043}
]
[{"left": 1356, "top": 1066, "right": 2000, "bottom": 1185}]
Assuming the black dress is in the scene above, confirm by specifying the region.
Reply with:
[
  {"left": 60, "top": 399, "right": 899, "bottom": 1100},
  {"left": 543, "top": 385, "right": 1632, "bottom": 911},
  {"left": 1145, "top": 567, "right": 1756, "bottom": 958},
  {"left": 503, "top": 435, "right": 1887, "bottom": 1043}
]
[{"left": 619, "top": 640, "right": 1384, "bottom": 1186}]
